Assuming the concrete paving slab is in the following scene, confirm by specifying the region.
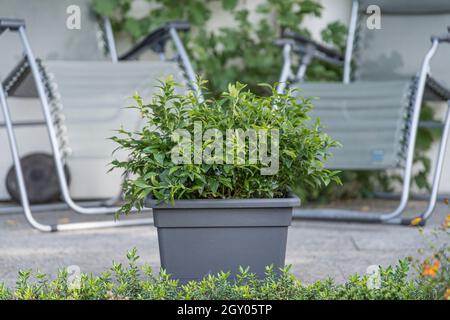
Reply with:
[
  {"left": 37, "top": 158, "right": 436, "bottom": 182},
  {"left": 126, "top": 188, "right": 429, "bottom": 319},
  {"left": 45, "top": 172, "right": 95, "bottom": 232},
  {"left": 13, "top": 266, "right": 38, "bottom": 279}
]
[{"left": 0, "top": 199, "right": 448, "bottom": 288}]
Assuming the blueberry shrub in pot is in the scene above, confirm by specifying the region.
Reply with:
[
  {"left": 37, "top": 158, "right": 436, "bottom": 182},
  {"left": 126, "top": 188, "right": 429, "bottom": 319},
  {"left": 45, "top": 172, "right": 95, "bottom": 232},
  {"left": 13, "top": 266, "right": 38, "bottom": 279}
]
[{"left": 111, "top": 78, "right": 339, "bottom": 281}]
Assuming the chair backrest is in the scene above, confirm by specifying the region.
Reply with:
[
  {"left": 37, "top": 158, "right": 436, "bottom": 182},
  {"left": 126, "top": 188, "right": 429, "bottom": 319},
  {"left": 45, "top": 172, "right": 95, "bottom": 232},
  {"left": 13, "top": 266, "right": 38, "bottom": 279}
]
[
  {"left": 0, "top": 0, "right": 108, "bottom": 79},
  {"left": 354, "top": 0, "right": 450, "bottom": 89},
  {"left": 295, "top": 80, "right": 413, "bottom": 170}
]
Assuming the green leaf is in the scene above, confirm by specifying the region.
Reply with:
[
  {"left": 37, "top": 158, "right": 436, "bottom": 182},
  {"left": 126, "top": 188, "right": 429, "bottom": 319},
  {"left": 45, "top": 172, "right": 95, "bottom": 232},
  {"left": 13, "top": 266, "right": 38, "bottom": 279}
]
[
  {"left": 169, "top": 166, "right": 180, "bottom": 175},
  {"left": 154, "top": 153, "right": 165, "bottom": 165},
  {"left": 92, "top": 0, "right": 119, "bottom": 16},
  {"left": 209, "top": 179, "right": 219, "bottom": 193},
  {"left": 124, "top": 18, "right": 143, "bottom": 39},
  {"left": 221, "top": 0, "right": 239, "bottom": 11},
  {"left": 133, "top": 179, "right": 150, "bottom": 188}
]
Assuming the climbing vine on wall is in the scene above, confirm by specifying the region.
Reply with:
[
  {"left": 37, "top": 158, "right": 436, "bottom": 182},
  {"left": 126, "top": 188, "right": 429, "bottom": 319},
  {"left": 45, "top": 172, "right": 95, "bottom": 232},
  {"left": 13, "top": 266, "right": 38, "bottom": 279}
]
[{"left": 92, "top": 0, "right": 346, "bottom": 96}]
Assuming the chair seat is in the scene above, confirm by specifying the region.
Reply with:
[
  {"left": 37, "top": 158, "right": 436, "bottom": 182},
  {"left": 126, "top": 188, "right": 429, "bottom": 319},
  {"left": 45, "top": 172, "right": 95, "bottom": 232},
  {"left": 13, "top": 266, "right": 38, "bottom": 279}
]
[
  {"left": 38, "top": 60, "right": 187, "bottom": 159},
  {"left": 292, "top": 80, "right": 414, "bottom": 170}
]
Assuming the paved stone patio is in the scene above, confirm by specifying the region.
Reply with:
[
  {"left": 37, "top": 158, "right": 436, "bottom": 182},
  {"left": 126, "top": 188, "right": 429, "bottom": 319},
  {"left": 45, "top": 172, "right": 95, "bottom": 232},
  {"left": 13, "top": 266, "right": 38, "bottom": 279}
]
[{"left": 0, "top": 199, "right": 448, "bottom": 287}]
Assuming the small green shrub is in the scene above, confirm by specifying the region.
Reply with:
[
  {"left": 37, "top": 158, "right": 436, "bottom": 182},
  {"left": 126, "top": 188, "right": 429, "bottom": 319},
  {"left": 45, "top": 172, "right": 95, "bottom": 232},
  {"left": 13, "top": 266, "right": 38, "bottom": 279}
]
[
  {"left": 0, "top": 248, "right": 446, "bottom": 300},
  {"left": 111, "top": 79, "right": 340, "bottom": 214}
]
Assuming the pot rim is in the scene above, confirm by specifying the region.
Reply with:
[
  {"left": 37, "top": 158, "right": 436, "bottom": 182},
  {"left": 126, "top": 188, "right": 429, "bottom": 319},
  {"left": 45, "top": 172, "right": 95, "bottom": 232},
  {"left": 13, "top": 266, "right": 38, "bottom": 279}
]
[{"left": 145, "top": 194, "right": 300, "bottom": 209}]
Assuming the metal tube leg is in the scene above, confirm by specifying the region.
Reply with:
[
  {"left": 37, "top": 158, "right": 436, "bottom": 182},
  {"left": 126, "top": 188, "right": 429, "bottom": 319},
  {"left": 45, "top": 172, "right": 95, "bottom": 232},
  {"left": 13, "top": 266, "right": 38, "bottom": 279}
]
[
  {"left": 293, "top": 41, "right": 442, "bottom": 225},
  {"left": 103, "top": 18, "right": 118, "bottom": 63},
  {"left": 401, "top": 102, "right": 450, "bottom": 226},
  {"left": 1, "top": 82, "right": 52, "bottom": 231},
  {"left": 1, "top": 82, "right": 153, "bottom": 231},
  {"left": 277, "top": 16, "right": 447, "bottom": 226},
  {"left": 343, "top": 0, "right": 359, "bottom": 84},
  {"left": 285, "top": 36, "right": 434, "bottom": 225},
  {"left": 169, "top": 27, "right": 203, "bottom": 101},
  {"left": 295, "top": 46, "right": 314, "bottom": 82},
  {"left": 0, "top": 26, "right": 155, "bottom": 231},
  {"left": 421, "top": 102, "right": 450, "bottom": 220},
  {"left": 277, "top": 43, "right": 293, "bottom": 94},
  {"left": 0, "top": 200, "right": 120, "bottom": 215},
  {"left": 17, "top": 26, "right": 150, "bottom": 218},
  {"left": 381, "top": 39, "right": 440, "bottom": 222}
]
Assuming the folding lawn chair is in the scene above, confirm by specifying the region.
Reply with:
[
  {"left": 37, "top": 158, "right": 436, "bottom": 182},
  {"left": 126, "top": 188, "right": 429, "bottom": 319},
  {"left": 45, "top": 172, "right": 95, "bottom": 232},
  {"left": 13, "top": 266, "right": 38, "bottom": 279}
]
[
  {"left": 278, "top": 0, "right": 450, "bottom": 225},
  {"left": 0, "top": 0, "right": 200, "bottom": 231}
]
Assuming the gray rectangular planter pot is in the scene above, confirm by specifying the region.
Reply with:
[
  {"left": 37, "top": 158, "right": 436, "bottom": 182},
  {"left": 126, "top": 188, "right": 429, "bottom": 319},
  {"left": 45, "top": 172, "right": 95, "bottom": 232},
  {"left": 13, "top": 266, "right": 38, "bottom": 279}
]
[{"left": 145, "top": 196, "right": 300, "bottom": 282}]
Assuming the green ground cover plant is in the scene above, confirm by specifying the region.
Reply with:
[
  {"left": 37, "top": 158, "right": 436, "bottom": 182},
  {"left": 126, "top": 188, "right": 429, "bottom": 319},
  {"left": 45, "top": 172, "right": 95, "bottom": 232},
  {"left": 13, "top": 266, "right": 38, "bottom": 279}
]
[{"left": 0, "top": 253, "right": 427, "bottom": 300}]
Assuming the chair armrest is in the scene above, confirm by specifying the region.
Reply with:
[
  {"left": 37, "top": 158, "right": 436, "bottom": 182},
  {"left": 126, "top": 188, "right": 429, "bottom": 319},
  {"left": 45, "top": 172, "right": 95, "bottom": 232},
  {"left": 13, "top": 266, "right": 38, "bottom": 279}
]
[
  {"left": 281, "top": 30, "right": 344, "bottom": 65},
  {"left": 431, "top": 26, "right": 450, "bottom": 44},
  {"left": 0, "top": 18, "right": 25, "bottom": 34},
  {"left": 119, "top": 21, "right": 190, "bottom": 61}
]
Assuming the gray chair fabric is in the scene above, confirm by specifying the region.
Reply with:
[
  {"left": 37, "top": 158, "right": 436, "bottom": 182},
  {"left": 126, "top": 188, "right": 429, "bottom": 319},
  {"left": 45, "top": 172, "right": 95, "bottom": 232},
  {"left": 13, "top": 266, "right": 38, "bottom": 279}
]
[
  {"left": 0, "top": 0, "right": 189, "bottom": 166},
  {"left": 358, "top": 0, "right": 450, "bottom": 14},
  {"left": 294, "top": 80, "right": 413, "bottom": 170},
  {"left": 40, "top": 61, "right": 187, "bottom": 159},
  {"left": 0, "top": 0, "right": 106, "bottom": 80},
  {"left": 355, "top": 2, "right": 450, "bottom": 95},
  {"left": 288, "top": 0, "right": 450, "bottom": 171}
]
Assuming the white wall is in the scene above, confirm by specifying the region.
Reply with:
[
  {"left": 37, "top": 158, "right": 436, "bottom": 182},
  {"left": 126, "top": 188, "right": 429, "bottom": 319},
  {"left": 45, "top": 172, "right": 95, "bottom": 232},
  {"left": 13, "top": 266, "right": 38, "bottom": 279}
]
[
  {"left": 304, "top": 0, "right": 352, "bottom": 41},
  {"left": 1, "top": 0, "right": 449, "bottom": 201},
  {"left": 129, "top": 0, "right": 450, "bottom": 194}
]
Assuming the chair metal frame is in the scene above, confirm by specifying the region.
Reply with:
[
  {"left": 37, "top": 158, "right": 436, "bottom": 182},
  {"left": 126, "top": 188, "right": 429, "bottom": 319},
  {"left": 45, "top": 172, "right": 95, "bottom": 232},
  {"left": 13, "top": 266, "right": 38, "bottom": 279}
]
[
  {"left": 278, "top": 0, "right": 450, "bottom": 226},
  {"left": 0, "top": 17, "right": 200, "bottom": 232}
]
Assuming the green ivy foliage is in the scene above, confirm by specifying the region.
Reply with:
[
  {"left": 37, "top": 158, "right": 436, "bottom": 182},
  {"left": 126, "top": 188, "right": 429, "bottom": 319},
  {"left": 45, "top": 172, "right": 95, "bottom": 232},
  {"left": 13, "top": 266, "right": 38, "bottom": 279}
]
[
  {"left": 110, "top": 78, "right": 340, "bottom": 213},
  {"left": 92, "top": 0, "right": 346, "bottom": 96}
]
